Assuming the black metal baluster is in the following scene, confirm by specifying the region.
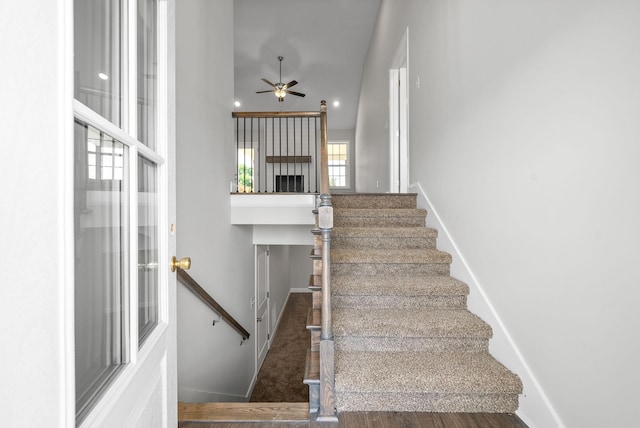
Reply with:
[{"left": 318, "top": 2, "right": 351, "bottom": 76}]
[
  {"left": 307, "top": 117, "right": 311, "bottom": 193},
  {"left": 285, "top": 117, "right": 289, "bottom": 191},
  {"left": 279, "top": 117, "right": 282, "bottom": 192},
  {"left": 235, "top": 117, "right": 239, "bottom": 193},
  {"left": 315, "top": 117, "right": 319, "bottom": 193},
  {"left": 243, "top": 117, "right": 247, "bottom": 192},
  {"left": 271, "top": 117, "right": 275, "bottom": 192},
  {"left": 257, "top": 118, "right": 261, "bottom": 192}
]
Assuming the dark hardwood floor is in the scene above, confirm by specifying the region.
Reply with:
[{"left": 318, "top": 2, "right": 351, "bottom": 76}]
[{"left": 179, "top": 410, "right": 528, "bottom": 428}]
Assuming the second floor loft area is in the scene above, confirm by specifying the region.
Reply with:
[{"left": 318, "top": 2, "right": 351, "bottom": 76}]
[
  {"left": 233, "top": 102, "right": 346, "bottom": 195},
  {"left": 233, "top": 110, "right": 321, "bottom": 194}
]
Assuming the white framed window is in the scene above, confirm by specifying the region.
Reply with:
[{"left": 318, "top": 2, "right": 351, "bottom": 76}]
[
  {"left": 328, "top": 141, "right": 349, "bottom": 188},
  {"left": 73, "top": 0, "right": 164, "bottom": 424}
]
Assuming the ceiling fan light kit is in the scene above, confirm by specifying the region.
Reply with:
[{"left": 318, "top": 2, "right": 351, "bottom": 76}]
[{"left": 256, "top": 56, "right": 306, "bottom": 102}]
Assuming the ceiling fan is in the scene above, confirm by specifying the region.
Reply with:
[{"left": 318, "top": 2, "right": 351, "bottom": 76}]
[{"left": 256, "top": 56, "right": 306, "bottom": 102}]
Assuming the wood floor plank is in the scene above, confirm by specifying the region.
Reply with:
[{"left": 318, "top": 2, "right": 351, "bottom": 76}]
[
  {"left": 470, "top": 413, "right": 528, "bottom": 428},
  {"left": 179, "top": 411, "right": 528, "bottom": 427},
  {"left": 178, "top": 402, "right": 309, "bottom": 422},
  {"left": 414, "top": 413, "right": 446, "bottom": 428},
  {"left": 366, "top": 411, "right": 386, "bottom": 428},
  {"left": 338, "top": 412, "right": 371, "bottom": 428},
  {"left": 380, "top": 411, "right": 421, "bottom": 428}
]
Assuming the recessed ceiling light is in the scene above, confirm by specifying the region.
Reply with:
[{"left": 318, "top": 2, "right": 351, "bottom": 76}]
[
  {"left": 234, "top": 101, "right": 241, "bottom": 107},
  {"left": 333, "top": 100, "right": 340, "bottom": 107},
  {"left": 98, "top": 73, "right": 109, "bottom": 80}
]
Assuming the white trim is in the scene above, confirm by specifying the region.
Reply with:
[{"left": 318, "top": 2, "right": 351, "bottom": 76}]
[
  {"left": 409, "top": 182, "right": 565, "bottom": 428},
  {"left": 289, "top": 288, "right": 312, "bottom": 294},
  {"left": 61, "top": 0, "right": 76, "bottom": 425},
  {"left": 73, "top": 100, "right": 165, "bottom": 165},
  {"left": 129, "top": 145, "right": 140, "bottom": 363},
  {"left": 126, "top": 0, "right": 136, "bottom": 139},
  {"left": 157, "top": 0, "right": 171, "bottom": 331}
]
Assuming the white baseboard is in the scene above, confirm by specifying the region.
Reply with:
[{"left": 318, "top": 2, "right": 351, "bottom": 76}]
[
  {"left": 409, "top": 182, "right": 564, "bottom": 428},
  {"left": 290, "top": 288, "right": 311, "bottom": 293}
]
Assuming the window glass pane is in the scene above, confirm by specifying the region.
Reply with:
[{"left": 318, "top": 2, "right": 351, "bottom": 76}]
[
  {"left": 74, "top": 119, "right": 129, "bottom": 423},
  {"left": 138, "top": 0, "right": 158, "bottom": 149},
  {"left": 74, "top": 0, "right": 122, "bottom": 126},
  {"left": 238, "top": 149, "right": 254, "bottom": 192},
  {"left": 138, "top": 156, "right": 159, "bottom": 345},
  {"left": 328, "top": 142, "right": 348, "bottom": 188}
]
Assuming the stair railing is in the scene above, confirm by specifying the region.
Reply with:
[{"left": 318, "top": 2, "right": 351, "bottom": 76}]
[
  {"left": 232, "top": 108, "right": 323, "bottom": 193},
  {"left": 176, "top": 268, "right": 250, "bottom": 341},
  {"left": 316, "top": 101, "right": 338, "bottom": 422}
]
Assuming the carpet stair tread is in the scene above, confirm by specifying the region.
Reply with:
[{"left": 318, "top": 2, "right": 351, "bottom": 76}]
[
  {"left": 334, "top": 208, "right": 426, "bottom": 218},
  {"left": 335, "top": 351, "right": 522, "bottom": 395},
  {"left": 332, "top": 227, "right": 438, "bottom": 249},
  {"left": 332, "top": 193, "right": 418, "bottom": 209},
  {"left": 332, "top": 248, "right": 452, "bottom": 264},
  {"left": 332, "top": 274, "right": 469, "bottom": 297},
  {"left": 332, "top": 226, "right": 437, "bottom": 238},
  {"left": 334, "top": 307, "right": 492, "bottom": 339}
]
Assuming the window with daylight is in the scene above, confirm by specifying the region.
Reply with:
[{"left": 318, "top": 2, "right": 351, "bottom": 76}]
[
  {"left": 238, "top": 148, "right": 255, "bottom": 192},
  {"left": 328, "top": 141, "right": 349, "bottom": 188}
]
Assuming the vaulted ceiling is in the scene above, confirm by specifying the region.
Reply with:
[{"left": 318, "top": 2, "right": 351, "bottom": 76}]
[{"left": 233, "top": 0, "right": 381, "bottom": 130}]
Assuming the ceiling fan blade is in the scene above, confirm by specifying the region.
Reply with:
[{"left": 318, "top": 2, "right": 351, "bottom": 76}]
[
  {"left": 286, "top": 90, "right": 306, "bottom": 97},
  {"left": 256, "top": 90, "right": 275, "bottom": 94},
  {"left": 261, "top": 78, "right": 277, "bottom": 88},
  {"left": 284, "top": 80, "right": 298, "bottom": 89}
]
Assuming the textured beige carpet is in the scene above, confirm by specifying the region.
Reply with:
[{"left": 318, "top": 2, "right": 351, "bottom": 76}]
[
  {"left": 330, "top": 193, "right": 523, "bottom": 413},
  {"left": 249, "top": 293, "right": 311, "bottom": 402}
]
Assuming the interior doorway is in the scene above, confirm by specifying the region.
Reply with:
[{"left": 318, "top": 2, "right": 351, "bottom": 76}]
[{"left": 389, "top": 28, "right": 409, "bottom": 193}]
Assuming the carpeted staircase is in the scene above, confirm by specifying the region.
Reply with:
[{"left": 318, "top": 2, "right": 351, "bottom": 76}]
[{"left": 329, "top": 193, "right": 522, "bottom": 413}]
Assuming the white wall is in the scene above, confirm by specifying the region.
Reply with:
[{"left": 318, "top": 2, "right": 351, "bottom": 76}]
[
  {"left": 356, "top": 1, "right": 640, "bottom": 427},
  {"left": 267, "top": 245, "right": 291, "bottom": 333},
  {"left": 0, "top": 1, "right": 74, "bottom": 426},
  {"left": 267, "top": 245, "right": 313, "bottom": 337},
  {"left": 176, "top": 0, "right": 257, "bottom": 402},
  {"left": 288, "top": 245, "right": 314, "bottom": 292}
]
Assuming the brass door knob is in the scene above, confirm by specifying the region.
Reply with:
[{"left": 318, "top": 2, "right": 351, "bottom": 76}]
[{"left": 171, "top": 256, "right": 191, "bottom": 272}]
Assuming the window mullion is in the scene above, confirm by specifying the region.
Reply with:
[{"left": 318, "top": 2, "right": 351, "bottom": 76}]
[
  {"left": 125, "top": 0, "right": 137, "bottom": 140},
  {"left": 128, "top": 143, "right": 139, "bottom": 363},
  {"left": 156, "top": 0, "right": 170, "bottom": 324},
  {"left": 126, "top": 0, "right": 139, "bottom": 362}
]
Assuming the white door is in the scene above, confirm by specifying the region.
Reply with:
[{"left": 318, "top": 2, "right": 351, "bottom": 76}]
[
  {"left": 256, "top": 245, "right": 270, "bottom": 370},
  {"left": 73, "top": 0, "right": 177, "bottom": 426}
]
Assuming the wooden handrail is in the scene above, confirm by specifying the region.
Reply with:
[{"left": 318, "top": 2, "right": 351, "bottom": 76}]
[
  {"left": 232, "top": 111, "right": 321, "bottom": 118},
  {"left": 177, "top": 269, "right": 250, "bottom": 341}
]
